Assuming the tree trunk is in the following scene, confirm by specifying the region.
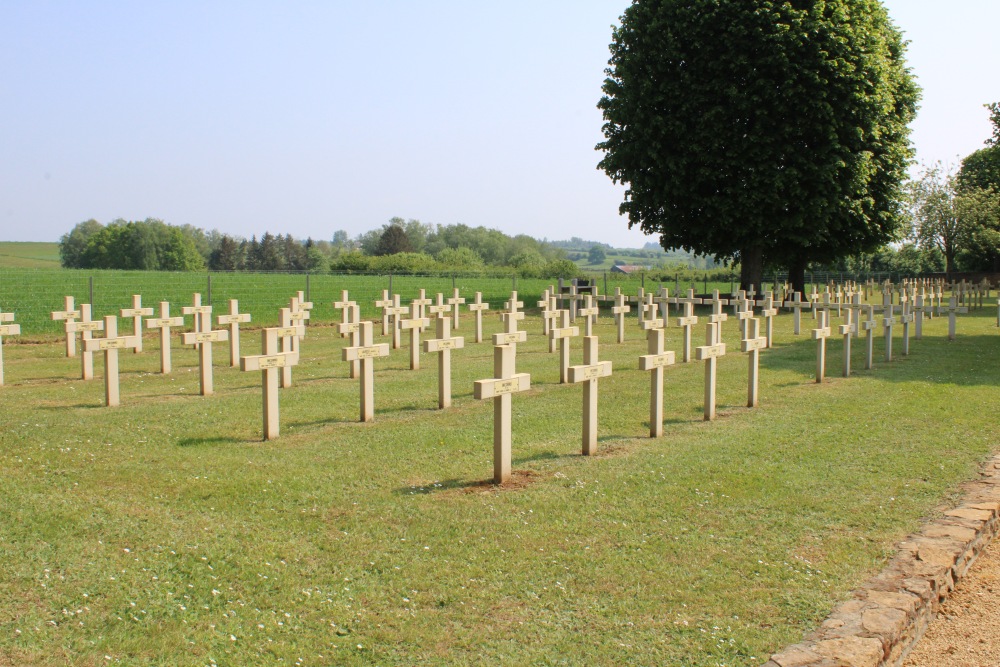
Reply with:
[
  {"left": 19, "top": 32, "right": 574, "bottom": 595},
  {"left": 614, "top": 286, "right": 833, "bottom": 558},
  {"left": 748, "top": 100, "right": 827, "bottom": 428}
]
[
  {"left": 787, "top": 256, "right": 807, "bottom": 297},
  {"left": 739, "top": 245, "right": 764, "bottom": 294}
]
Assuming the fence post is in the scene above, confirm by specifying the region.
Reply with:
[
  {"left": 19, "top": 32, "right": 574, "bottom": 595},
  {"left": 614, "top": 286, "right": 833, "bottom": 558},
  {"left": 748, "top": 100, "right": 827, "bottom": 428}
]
[
  {"left": 452, "top": 274, "right": 456, "bottom": 290},
  {"left": 603, "top": 271, "right": 607, "bottom": 297},
  {"left": 641, "top": 272, "right": 645, "bottom": 289},
  {"left": 704, "top": 277, "right": 708, "bottom": 295},
  {"left": 513, "top": 274, "right": 517, "bottom": 292},
  {"left": 306, "top": 273, "right": 311, "bottom": 303},
  {"left": 89, "top": 275, "right": 94, "bottom": 306},
  {"left": 207, "top": 274, "right": 212, "bottom": 305},
  {"left": 389, "top": 272, "right": 393, "bottom": 295}
]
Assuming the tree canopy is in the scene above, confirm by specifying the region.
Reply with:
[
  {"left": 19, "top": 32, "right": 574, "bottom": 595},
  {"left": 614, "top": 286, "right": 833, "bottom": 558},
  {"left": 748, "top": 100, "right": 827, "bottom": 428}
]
[{"left": 597, "top": 0, "right": 919, "bottom": 292}]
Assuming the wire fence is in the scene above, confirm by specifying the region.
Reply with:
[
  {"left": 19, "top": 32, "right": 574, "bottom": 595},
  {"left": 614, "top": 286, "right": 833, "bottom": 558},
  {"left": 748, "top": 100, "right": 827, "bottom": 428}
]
[{"left": 0, "top": 267, "right": 961, "bottom": 336}]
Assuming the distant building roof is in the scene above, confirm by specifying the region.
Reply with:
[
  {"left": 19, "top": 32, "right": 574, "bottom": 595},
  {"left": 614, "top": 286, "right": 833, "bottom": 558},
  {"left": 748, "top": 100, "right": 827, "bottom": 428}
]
[{"left": 611, "top": 264, "right": 648, "bottom": 274}]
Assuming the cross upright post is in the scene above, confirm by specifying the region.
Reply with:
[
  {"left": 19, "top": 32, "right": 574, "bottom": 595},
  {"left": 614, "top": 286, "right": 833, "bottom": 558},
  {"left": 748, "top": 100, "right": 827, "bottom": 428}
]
[
  {"left": 384, "top": 294, "right": 408, "bottom": 350},
  {"left": 447, "top": 288, "right": 465, "bottom": 330},
  {"left": 336, "top": 304, "right": 362, "bottom": 379},
  {"left": 375, "top": 289, "right": 393, "bottom": 336},
  {"left": 549, "top": 309, "right": 580, "bottom": 383},
  {"left": 400, "top": 301, "right": 430, "bottom": 370},
  {"left": 474, "top": 344, "right": 531, "bottom": 484},
  {"left": 83, "top": 316, "right": 140, "bottom": 406},
  {"left": 342, "top": 321, "right": 391, "bottom": 422},
  {"left": 676, "top": 289, "right": 702, "bottom": 363},
  {"left": 217, "top": 299, "right": 251, "bottom": 367},
  {"left": 467, "top": 292, "right": 490, "bottom": 344},
  {"left": 783, "top": 292, "right": 810, "bottom": 335},
  {"left": 611, "top": 289, "right": 631, "bottom": 344},
  {"left": 240, "top": 327, "right": 301, "bottom": 440},
  {"left": 741, "top": 317, "right": 767, "bottom": 407},
  {"left": 180, "top": 306, "right": 228, "bottom": 396},
  {"left": 882, "top": 298, "right": 896, "bottom": 362},
  {"left": 695, "top": 321, "right": 726, "bottom": 421},
  {"left": 568, "top": 336, "right": 613, "bottom": 455},
  {"left": 838, "top": 306, "right": 858, "bottom": 377},
  {"left": 899, "top": 296, "right": 913, "bottom": 356},
  {"left": 119, "top": 294, "right": 153, "bottom": 354},
  {"left": 146, "top": 302, "right": 184, "bottom": 374},
  {"left": 67, "top": 303, "right": 104, "bottom": 380},
  {"left": 182, "top": 293, "right": 211, "bottom": 350},
  {"left": 578, "top": 294, "right": 599, "bottom": 337},
  {"left": 811, "top": 310, "right": 832, "bottom": 383},
  {"left": 639, "top": 315, "right": 675, "bottom": 437},
  {"left": 946, "top": 296, "right": 968, "bottom": 340},
  {"left": 0, "top": 309, "right": 21, "bottom": 386},
  {"left": 755, "top": 294, "right": 777, "bottom": 348},
  {"left": 51, "top": 296, "right": 81, "bottom": 357},
  {"left": 424, "top": 313, "right": 465, "bottom": 409}
]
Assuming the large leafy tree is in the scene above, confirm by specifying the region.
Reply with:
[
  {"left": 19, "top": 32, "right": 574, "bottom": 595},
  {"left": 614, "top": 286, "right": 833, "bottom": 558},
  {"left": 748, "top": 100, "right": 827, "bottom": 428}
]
[{"left": 597, "top": 0, "right": 919, "bottom": 293}]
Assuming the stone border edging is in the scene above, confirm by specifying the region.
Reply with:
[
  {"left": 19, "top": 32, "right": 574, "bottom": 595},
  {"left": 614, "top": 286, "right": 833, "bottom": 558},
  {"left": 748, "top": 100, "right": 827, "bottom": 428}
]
[{"left": 764, "top": 454, "right": 1000, "bottom": 667}]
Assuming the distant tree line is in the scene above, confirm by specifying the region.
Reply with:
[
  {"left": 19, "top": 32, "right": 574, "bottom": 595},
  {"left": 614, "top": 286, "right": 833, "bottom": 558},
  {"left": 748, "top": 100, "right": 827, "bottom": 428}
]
[{"left": 57, "top": 216, "right": 581, "bottom": 278}]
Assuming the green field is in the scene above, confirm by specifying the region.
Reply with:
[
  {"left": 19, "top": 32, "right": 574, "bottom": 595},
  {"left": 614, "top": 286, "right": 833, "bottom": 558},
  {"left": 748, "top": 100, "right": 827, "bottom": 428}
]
[
  {"left": 0, "top": 242, "right": 61, "bottom": 269},
  {"left": 1, "top": 297, "right": 997, "bottom": 665}
]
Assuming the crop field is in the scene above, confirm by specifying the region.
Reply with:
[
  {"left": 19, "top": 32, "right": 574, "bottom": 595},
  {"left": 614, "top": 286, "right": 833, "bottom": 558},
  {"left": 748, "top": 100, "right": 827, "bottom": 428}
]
[
  {"left": 1, "top": 295, "right": 997, "bottom": 665},
  {"left": 0, "top": 242, "right": 61, "bottom": 269}
]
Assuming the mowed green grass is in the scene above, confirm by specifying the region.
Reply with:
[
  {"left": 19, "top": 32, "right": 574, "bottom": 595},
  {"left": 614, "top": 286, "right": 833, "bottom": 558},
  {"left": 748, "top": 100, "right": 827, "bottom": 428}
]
[
  {"left": 0, "top": 242, "right": 62, "bottom": 269},
  {"left": 1, "top": 302, "right": 998, "bottom": 665}
]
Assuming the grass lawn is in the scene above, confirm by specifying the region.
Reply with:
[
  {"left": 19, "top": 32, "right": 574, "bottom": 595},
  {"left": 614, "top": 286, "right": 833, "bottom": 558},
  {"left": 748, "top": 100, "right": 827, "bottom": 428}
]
[
  {"left": 0, "top": 242, "right": 61, "bottom": 269},
  {"left": 1, "top": 300, "right": 997, "bottom": 665}
]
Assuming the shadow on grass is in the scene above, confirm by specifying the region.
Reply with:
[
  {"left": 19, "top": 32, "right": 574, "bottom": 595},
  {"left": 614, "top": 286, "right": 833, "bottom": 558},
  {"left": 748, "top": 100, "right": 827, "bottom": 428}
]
[
  {"left": 177, "top": 436, "right": 246, "bottom": 447},
  {"left": 393, "top": 469, "right": 544, "bottom": 496}
]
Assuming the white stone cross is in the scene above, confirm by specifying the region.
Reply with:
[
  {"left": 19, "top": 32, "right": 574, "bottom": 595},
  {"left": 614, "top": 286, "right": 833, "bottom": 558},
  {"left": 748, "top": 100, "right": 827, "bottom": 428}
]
[
  {"left": 549, "top": 309, "right": 580, "bottom": 383},
  {"left": 494, "top": 307, "right": 527, "bottom": 356},
  {"left": 119, "top": 294, "right": 153, "bottom": 354},
  {"left": 741, "top": 317, "right": 767, "bottom": 407},
  {"left": 578, "top": 294, "right": 599, "bottom": 337},
  {"left": 146, "top": 302, "right": 184, "bottom": 374},
  {"left": 427, "top": 293, "right": 451, "bottom": 319},
  {"left": 83, "top": 316, "right": 140, "bottom": 407},
  {"left": 0, "top": 309, "right": 21, "bottom": 386},
  {"left": 447, "top": 288, "right": 465, "bottom": 330},
  {"left": 67, "top": 303, "right": 104, "bottom": 380},
  {"left": 639, "top": 318, "right": 675, "bottom": 437},
  {"left": 859, "top": 305, "right": 877, "bottom": 370},
  {"left": 838, "top": 306, "right": 858, "bottom": 377},
  {"left": 375, "top": 289, "right": 393, "bottom": 336},
  {"left": 543, "top": 294, "right": 560, "bottom": 352},
  {"left": 51, "top": 296, "right": 81, "bottom": 357},
  {"left": 706, "top": 290, "right": 729, "bottom": 326},
  {"left": 899, "top": 297, "right": 913, "bottom": 356},
  {"left": 295, "top": 291, "right": 314, "bottom": 324},
  {"left": 537, "top": 288, "right": 553, "bottom": 335},
  {"left": 182, "top": 293, "right": 211, "bottom": 350},
  {"left": 504, "top": 291, "right": 524, "bottom": 319},
  {"left": 278, "top": 306, "right": 306, "bottom": 388},
  {"left": 474, "top": 344, "right": 531, "bottom": 484},
  {"left": 342, "top": 321, "right": 390, "bottom": 422},
  {"left": 676, "top": 289, "right": 702, "bottom": 363},
  {"left": 424, "top": 314, "right": 465, "bottom": 409},
  {"left": 635, "top": 286, "right": 645, "bottom": 324},
  {"left": 217, "top": 299, "right": 251, "bottom": 367},
  {"left": 467, "top": 292, "right": 490, "bottom": 344},
  {"left": 881, "top": 299, "right": 897, "bottom": 362},
  {"left": 412, "top": 289, "right": 432, "bottom": 330},
  {"left": 811, "top": 309, "right": 832, "bottom": 383},
  {"left": 568, "top": 336, "right": 613, "bottom": 455},
  {"left": 180, "top": 306, "right": 228, "bottom": 396},
  {"left": 240, "top": 327, "right": 301, "bottom": 441},
  {"left": 384, "top": 294, "right": 408, "bottom": 350},
  {"left": 400, "top": 301, "right": 430, "bottom": 370},
  {"left": 912, "top": 291, "right": 927, "bottom": 340},
  {"left": 337, "top": 303, "right": 362, "bottom": 379},
  {"left": 755, "top": 294, "right": 777, "bottom": 348},
  {"left": 782, "top": 292, "right": 811, "bottom": 335},
  {"left": 656, "top": 287, "right": 671, "bottom": 326},
  {"left": 734, "top": 292, "right": 754, "bottom": 339},
  {"left": 611, "top": 289, "right": 631, "bottom": 344},
  {"left": 945, "top": 296, "right": 968, "bottom": 341},
  {"left": 695, "top": 322, "right": 726, "bottom": 421},
  {"left": 333, "top": 290, "right": 357, "bottom": 329}
]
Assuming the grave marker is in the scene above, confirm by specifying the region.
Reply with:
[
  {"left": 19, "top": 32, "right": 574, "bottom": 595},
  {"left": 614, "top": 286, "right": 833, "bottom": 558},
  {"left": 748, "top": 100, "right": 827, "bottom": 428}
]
[
  {"left": 83, "top": 316, "right": 140, "bottom": 407},
  {"left": 145, "top": 302, "right": 184, "bottom": 374},
  {"left": 467, "top": 292, "right": 490, "bottom": 344},
  {"left": 882, "top": 300, "right": 896, "bottom": 362},
  {"left": 859, "top": 305, "right": 877, "bottom": 370},
  {"left": 51, "top": 296, "right": 81, "bottom": 357},
  {"left": 375, "top": 290, "right": 393, "bottom": 336},
  {"left": 412, "top": 289, "right": 432, "bottom": 330},
  {"left": 240, "top": 327, "right": 301, "bottom": 440},
  {"left": 811, "top": 310, "right": 832, "bottom": 383},
  {"left": 899, "top": 298, "right": 913, "bottom": 356},
  {"left": 782, "top": 292, "right": 811, "bottom": 335},
  {"left": 945, "top": 296, "right": 968, "bottom": 340},
  {"left": 0, "top": 310, "right": 21, "bottom": 386},
  {"left": 180, "top": 307, "right": 228, "bottom": 396},
  {"left": 676, "top": 289, "right": 702, "bottom": 363},
  {"left": 611, "top": 289, "right": 631, "bottom": 344},
  {"left": 838, "top": 307, "right": 858, "bottom": 377},
  {"left": 639, "top": 319, "right": 675, "bottom": 437},
  {"left": 755, "top": 294, "right": 777, "bottom": 348},
  {"left": 447, "top": 288, "right": 465, "bottom": 330},
  {"left": 337, "top": 304, "right": 362, "bottom": 379},
  {"left": 695, "top": 322, "right": 726, "bottom": 421},
  {"left": 424, "top": 314, "right": 465, "bottom": 409},
  {"left": 578, "top": 294, "right": 599, "bottom": 337},
  {"left": 399, "top": 301, "right": 430, "bottom": 370},
  {"left": 428, "top": 293, "right": 452, "bottom": 319},
  {"left": 342, "top": 321, "right": 390, "bottom": 422},
  {"left": 385, "top": 294, "right": 408, "bottom": 350},
  {"left": 474, "top": 344, "right": 531, "bottom": 484},
  {"left": 549, "top": 309, "right": 580, "bottom": 383},
  {"left": 568, "top": 336, "right": 613, "bottom": 455},
  {"left": 66, "top": 303, "right": 104, "bottom": 380},
  {"left": 182, "top": 293, "right": 211, "bottom": 349},
  {"left": 217, "top": 299, "right": 251, "bottom": 367},
  {"left": 741, "top": 317, "right": 767, "bottom": 407},
  {"left": 119, "top": 294, "right": 153, "bottom": 354}
]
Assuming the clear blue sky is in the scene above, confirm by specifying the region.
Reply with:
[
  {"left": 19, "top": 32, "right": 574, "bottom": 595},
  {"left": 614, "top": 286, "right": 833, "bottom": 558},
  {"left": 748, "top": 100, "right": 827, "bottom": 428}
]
[{"left": 1, "top": 1, "right": 997, "bottom": 247}]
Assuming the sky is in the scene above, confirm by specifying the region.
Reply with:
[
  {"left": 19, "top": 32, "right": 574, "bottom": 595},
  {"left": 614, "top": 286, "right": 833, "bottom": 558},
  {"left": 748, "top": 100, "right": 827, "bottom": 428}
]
[{"left": 1, "top": 1, "right": 998, "bottom": 248}]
